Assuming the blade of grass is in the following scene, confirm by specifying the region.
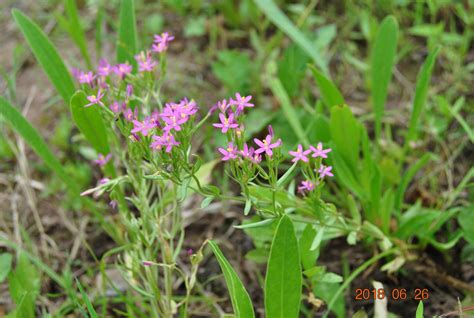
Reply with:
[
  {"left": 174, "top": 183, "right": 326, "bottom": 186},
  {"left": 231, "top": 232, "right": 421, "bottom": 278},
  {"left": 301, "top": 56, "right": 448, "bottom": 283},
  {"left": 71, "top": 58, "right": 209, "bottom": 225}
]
[
  {"left": 309, "top": 65, "right": 344, "bottom": 108},
  {"left": 269, "top": 78, "right": 309, "bottom": 146},
  {"left": 371, "top": 16, "right": 398, "bottom": 141},
  {"left": 116, "top": 0, "right": 138, "bottom": 68},
  {"left": 208, "top": 241, "right": 255, "bottom": 318},
  {"left": 0, "top": 97, "right": 78, "bottom": 193},
  {"left": 12, "top": 9, "right": 76, "bottom": 104},
  {"left": 64, "top": 0, "right": 92, "bottom": 69},
  {"left": 76, "top": 279, "right": 99, "bottom": 318},
  {"left": 254, "top": 0, "right": 328, "bottom": 75},
  {"left": 405, "top": 47, "right": 440, "bottom": 145}
]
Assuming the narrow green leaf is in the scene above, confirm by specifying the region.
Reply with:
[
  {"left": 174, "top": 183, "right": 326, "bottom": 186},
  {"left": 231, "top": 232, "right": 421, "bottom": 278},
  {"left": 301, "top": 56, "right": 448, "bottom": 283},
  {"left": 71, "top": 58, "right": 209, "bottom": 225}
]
[
  {"left": 76, "top": 279, "right": 99, "bottom": 318},
  {"left": 265, "top": 215, "right": 302, "bottom": 318},
  {"left": 254, "top": 0, "right": 328, "bottom": 75},
  {"left": 394, "top": 153, "right": 432, "bottom": 212},
  {"left": 0, "top": 97, "right": 77, "bottom": 193},
  {"left": 416, "top": 301, "right": 424, "bottom": 318},
  {"left": 64, "top": 0, "right": 92, "bottom": 69},
  {"left": 70, "top": 91, "right": 109, "bottom": 154},
  {"left": 0, "top": 253, "right": 13, "bottom": 283},
  {"left": 12, "top": 9, "right": 76, "bottom": 103},
  {"left": 371, "top": 16, "right": 398, "bottom": 140},
  {"left": 269, "top": 78, "right": 309, "bottom": 146},
  {"left": 116, "top": 0, "right": 138, "bottom": 67},
  {"left": 208, "top": 241, "right": 255, "bottom": 318},
  {"left": 310, "top": 65, "right": 344, "bottom": 108},
  {"left": 405, "top": 47, "right": 440, "bottom": 144}
]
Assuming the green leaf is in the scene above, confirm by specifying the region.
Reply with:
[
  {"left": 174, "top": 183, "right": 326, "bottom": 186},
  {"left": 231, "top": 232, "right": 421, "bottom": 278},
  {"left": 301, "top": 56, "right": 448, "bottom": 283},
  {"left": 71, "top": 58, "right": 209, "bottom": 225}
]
[
  {"left": 70, "top": 91, "right": 109, "bottom": 154},
  {"left": 416, "top": 301, "right": 424, "bottom": 318},
  {"left": 0, "top": 253, "right": 13, "bottom": 283},
  {"left": 12, "top": 9, "right": 76, "bottom": 104},
  {"left": 405, "top": 47, "right": 440, "bottom": 144},
  {"left": 0, "top": 97, "right": 78, "bottom": 193},
  {"left": 265, "top": 215, "right": 302, "bottom": 318},
  {"left": 277, "top": 45, "right": 309, "bottom": 97},
  {"left": 269, "top": 78, "right": 309, "bottom": 146},
  {"left": 330, "top": 105, "right": 361, "bottom": 173},
  {"left": 64, "top": 0, "right": 92, "bottom": 68},
  {"left": 211, "top": 50, "right": 253, "bottom": 94},
  {"left": 208, "top": 241, "right": 255, "bottom": 318},
  {"left": 394, "top": 153, "right": 432, "bottom": 212},
  {"left": 371, "top": 16, "right": 398, "bottom": 140},
  {"left": 254, "top": 0, "right": 328, "bottom": 75},
  {"left": 310, "top": 65, "right": 344, "bottom": 108},
  {"left": 458, "top": 207, "right": 474, "bottom": 246},
  {"left": 299, "top": 224, "right": 318, "bottom": 271},
  {"left": 117, "top": 0, "right": 138, "bottom": 67}
]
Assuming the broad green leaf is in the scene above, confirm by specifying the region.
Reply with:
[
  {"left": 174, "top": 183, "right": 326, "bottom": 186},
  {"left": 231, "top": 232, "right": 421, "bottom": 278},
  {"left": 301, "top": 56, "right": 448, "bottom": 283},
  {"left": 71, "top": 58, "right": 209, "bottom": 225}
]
[
  {"left": 70, "top": 91, "right": 109, "bottom": 154},
  {"left": 269, "top": 78, "right": 309, "bottom": 146},
  {"left": 265, "top": 215, "right": 301, "bottom": 318},
  {"left": 458, "top": 207, "right": 474, "bottom": 246},
  {"left": 116, "top": 0, "right": 138, "bottom": 67},
  {"left": 212, "top": 50, "right": 253, "bottom": 94},
  {"left": 416, "top": 301, "right": 424, "bottom": 318},
  {"left": 405, "top": 47, "right": 440, "bottom": 144},
  {"left": 310, "top": 65, "right": 344, "bottom": 108},
  {"left": 254, "top": 0, "right": 328, "bottom": 75},
  {"left": 64, "top": 0, "right": 92, "bottom": 68},
  {"left": 371, "top": 16, "right": 398, "bottom": 140},
  {"left": 299, "top": 224, "right": 318, "bottom": 270},
  {"left": 12, "top": 9, "right": 76, "bottom": 103},
  {"left": 394, "top": 153, "right": 432, "bottom": 212},
  {"left": 0, "top": 97, "right": 78, "bottom": 193},
  {"left": 208, "top": 241, "right": 254, "bottom": 318},
  {"left": 0, "top": 253, "right": 13, "bottom": 283},
  {"left": 330, "top": 105, "right": 361, "bottom": 173}
]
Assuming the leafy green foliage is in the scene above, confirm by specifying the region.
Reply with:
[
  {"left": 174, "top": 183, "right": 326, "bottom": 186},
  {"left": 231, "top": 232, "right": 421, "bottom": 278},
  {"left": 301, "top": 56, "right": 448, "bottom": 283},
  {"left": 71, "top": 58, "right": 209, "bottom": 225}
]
[
  {"left": 371, "top": 16, "right": 398, "bottom": 140},
  {"left": 8, "top": 253, "right": 41, "bottom": 318},
  {"left": 277, "top": 45, "right": 309, "bottom": 98},
  {"left": 12, "top": 9, "right": 76, "bottom": 103},
  {"left": 212, "top": 50, "right": 253, "bottom": 94},
  {"left": 208, "top": 241, "right": 255, "bottom": 318},
  {"left": 310, "top": 65, "right": 344, "bottom": 109},
  {"left": 117, "top": 0, "right": 138, "bottom": 67},
  {"left": 0, "top": 253, "right": 13, "bottom": 283},
  {"left": 265, "top": 215, "right": 301, "bottom": 318}
]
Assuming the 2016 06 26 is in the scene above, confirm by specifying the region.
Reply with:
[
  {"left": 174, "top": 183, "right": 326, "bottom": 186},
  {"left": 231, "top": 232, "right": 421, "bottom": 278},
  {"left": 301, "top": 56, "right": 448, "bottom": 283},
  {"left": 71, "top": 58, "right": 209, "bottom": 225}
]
[{"left": 354, "top": 288, "right": 429, "bottom": 301}]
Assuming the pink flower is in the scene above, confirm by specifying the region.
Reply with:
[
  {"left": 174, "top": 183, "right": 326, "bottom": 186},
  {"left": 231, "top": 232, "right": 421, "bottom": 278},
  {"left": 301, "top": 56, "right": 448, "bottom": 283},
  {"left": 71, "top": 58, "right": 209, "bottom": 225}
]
[
  {"left": 216, "top": 99, "right": 229, "bottom": 113},
  {"left": 123, "top": 107, "right": 138, "bottom": 122},
  {"left": 85, "top": 89, "right": 105, "bottom": 107},
  {"left": 240, "top": 143, "right": 254, "bottom": 158},
  {"left": 218, "top": 142, "right": 238, "bottom": 161},
  {"left": 94, "top": 153, "right": 111, "bottom": 167},
  {"left": 298, "top": 180, "right": 315, "bottom": 193},
  {"left": 131, "top": 117, "right": 156, "bottom": 136},
  {"left": 126, "top": 84, "right": 133, "bottom": 99},
  {"left": 318, "top": 165, "right": 334, "bottom": 178},
  {"left": 310, "top": 142, "right": 332, "bottom": 159},
  {"left": 162, "top": 112, "right": 187, "bottom": 131},
  {"left": 150, "top": 133, "right": 179, "bottom": 152},
  {"left": 97, "top": 59, "right": 112, "bottom": 77},
  {"left": 109, "top": 101, "right": 123, "bottom": 113},
  {"left": 213, "top": 113, "right": 239, "bottom": 133},
  {"left": 113, "top": 63, "right": 132, "bottom": 79},
  {"left": 135, "top": 51, "right": 156, "bottom": 72},
  {"left": 109, "top": 200, "right": 118, "bottom": 209},
  {"left": 254, "top": 134, "right": 282, "bottom": 157},
  {"left": 289, "top": 144, "right": 311, "bottom": 163},
  {"left": 230, "top": 93, "right": 254, "bottom": 114},
  {"left": 179, "top": 98, "right": 198, "bottom": 117},
  {"left": 79, "top": 71, "right": 95, "bottom": 86},
  {"left": 152, "top": 32, "right": 174, "bottom": 53}
]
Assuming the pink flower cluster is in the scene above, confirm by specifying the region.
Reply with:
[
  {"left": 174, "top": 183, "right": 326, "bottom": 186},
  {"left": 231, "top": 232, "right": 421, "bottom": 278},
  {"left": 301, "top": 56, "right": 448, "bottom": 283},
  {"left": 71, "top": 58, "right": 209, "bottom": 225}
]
[
  {"left": 212, "top": 93, "right": 282, "bottom": 163},
  {"left": 288, "top": 143, "right": 334, "bottom": 194}
]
